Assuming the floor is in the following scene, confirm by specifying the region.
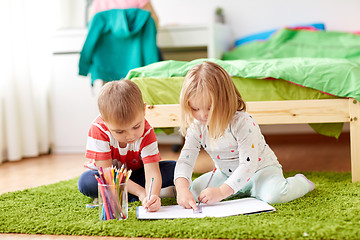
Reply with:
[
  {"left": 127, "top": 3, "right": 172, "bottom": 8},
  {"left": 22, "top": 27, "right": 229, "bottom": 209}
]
[{"left": 0, "top": 132, "right": 351, "bottom": 240}]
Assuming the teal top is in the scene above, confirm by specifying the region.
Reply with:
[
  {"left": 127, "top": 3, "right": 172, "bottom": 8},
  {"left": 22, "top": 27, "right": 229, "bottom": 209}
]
[{"left": 79, "top": 8, "right": 159, "bottom": 85}]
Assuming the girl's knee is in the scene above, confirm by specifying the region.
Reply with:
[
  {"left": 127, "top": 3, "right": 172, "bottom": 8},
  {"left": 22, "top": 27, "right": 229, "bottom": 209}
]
[
  {"left": 258, "top": 192, "right": 284, "bottom": 204},
  {"left": 189, "top": 179, "right": 203, "bottom": 200},
  {"left": 256, "top": 176, "right": 309, "bottom": 204},
  {"left": 255, "top": 177, "right": 288, "bottom": 204}
]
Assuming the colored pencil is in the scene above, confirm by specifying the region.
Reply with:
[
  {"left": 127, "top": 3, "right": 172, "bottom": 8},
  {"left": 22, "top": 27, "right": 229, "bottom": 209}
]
[
  {"left": 97, "top": 166, "right": 132, "bottom": 220},
  {"left": 195, "top": 168, "right": 217, "bottom": 212},
  {"left": 95, "top": 175, "right": 111, "bottom": 220},
  {"left": 147, "top": 177, "right": 154, "bottom": 201}
]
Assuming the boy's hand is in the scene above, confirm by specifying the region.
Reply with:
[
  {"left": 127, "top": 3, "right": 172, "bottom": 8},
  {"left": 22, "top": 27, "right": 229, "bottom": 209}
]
[
  {"left": 142, "top": 195, "right": 161, "bottom": 212},
  {"left": 176, "top": 188, "right": 197, "bottom": 210}
]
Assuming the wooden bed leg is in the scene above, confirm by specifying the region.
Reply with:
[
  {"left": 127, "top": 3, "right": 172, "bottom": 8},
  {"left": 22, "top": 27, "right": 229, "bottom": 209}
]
[{"left": 349, "top": 98, "right": 360, "bottom": 182}]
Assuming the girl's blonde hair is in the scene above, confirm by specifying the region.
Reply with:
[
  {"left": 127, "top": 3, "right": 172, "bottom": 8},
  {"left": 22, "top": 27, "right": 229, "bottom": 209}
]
[
  {"left": 98, "top": 80, "right": 144, "bottom": 124},
  {"left": 180, "top": 61, "right": 246, "bottom": 139}
]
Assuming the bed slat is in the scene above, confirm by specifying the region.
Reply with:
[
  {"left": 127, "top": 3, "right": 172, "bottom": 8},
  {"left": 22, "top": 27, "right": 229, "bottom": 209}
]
[
  {"left": 145, "top": 98, "right": 359, "bottom": 182},
  {"left": 146, "top": 99, "right": 350, "bottom": 128},
  {"left": 247, "top": 99, "right": 349, "bottom": 125}
]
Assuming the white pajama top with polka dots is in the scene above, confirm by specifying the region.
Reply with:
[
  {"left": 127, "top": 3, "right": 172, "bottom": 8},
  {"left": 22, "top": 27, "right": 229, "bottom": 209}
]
[{"left": 174, "top": 111, "right": 282, "bottom": 193}]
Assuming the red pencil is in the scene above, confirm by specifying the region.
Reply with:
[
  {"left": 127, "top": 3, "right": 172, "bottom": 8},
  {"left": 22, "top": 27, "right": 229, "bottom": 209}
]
[
  {"left": 99, "top": 167, "right": 107, "bottom": 184},
  {"left": 95, "top": 175, "right": 111, "bottom": 220}
]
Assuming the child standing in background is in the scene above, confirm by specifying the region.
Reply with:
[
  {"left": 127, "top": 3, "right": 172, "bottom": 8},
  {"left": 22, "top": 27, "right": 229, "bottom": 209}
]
[
  {"left": 78, "top": 80, "right": 176, "bottom": 212},
  {"left": 88, "top": 0, "right": 159, "bottom": 28},
  {"left": 174, "top": 61, "right": 315, "bottom": 210}
]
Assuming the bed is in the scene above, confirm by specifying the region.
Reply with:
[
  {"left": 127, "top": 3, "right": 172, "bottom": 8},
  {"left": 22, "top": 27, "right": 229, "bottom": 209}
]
[{"left": 126, "top": 28, "right": 360, "bottom": 182}]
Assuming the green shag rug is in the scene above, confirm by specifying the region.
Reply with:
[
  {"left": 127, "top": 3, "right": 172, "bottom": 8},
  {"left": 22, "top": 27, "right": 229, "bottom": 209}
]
[{"left": 1, "top": 172, "right": 360, "bottom": 239}]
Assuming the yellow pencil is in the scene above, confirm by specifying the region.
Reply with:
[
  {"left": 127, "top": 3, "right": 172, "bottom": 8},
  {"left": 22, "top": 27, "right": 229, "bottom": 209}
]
[{"left": 125, "top": 169, "right": 132, "bottom": 183}]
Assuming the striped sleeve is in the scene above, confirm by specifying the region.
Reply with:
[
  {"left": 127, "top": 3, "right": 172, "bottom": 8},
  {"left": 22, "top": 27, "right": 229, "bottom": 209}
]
[
  {"left": 85, "top": 117, "right": 112, "bottom": 161},
  {"left": 140, "top": 121, "right": 161, "bottom": 164}
]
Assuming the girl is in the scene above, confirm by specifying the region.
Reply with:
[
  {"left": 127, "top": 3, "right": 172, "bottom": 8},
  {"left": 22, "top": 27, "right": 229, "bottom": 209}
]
[{"left": 174, "top": 61, "right": 315, "bottom": 210}]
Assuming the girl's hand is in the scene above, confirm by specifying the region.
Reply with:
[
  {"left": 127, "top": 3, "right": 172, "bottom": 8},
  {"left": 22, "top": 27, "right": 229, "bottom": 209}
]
[
  {"left": 142, "top": 194, "right": 161, "bottom": 212},
  {"left": 176, "top": 188, "right": 197, "bottom": 210},
  {"left": 198, "top": 187, "right": 224, "bottom": 204}
]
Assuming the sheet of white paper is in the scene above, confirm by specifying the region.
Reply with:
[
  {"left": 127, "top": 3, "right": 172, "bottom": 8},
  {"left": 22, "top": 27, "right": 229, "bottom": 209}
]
[{"left": 136, "top": 197, "right": 275, "bottom": 219}]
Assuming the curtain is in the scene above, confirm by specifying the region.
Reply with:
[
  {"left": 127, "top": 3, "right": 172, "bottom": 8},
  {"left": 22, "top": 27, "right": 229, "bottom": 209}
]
[{"left": 0, "top": 0, "right": 57, "bottom": 163}]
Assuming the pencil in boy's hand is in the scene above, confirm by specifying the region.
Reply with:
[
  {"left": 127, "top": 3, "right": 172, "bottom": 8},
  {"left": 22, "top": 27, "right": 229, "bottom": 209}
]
[
  {"left": 148, "top": 177, "right": 154, "bottom": 201},
  {"left": 145, "top": 177, "right": 154, "bottom": 212}
]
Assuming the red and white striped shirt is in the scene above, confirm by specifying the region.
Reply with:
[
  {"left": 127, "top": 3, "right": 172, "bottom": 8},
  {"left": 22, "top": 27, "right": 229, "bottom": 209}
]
[{"left": 85, "top": 116, "right": 160, "bottom": 171}]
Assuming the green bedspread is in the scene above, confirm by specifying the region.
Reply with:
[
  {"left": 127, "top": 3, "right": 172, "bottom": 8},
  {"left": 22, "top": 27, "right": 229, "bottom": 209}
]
[
  {"left": 127, "top": 57, "right": 360, "bottom": 103},
  {"left": 126, "top": 29, "right": 360, "bottom": 138},
  {"left": 130, "top": 74, "right": 341, "bottom": 138},
  {"left": 223, "top": 28, "right": 360, "bottom": 61}
]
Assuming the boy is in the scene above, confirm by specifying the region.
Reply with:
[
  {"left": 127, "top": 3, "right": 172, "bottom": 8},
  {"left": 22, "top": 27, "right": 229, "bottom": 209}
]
[{"left": 78, "top": 80, "right": 176, "bottom": 212}]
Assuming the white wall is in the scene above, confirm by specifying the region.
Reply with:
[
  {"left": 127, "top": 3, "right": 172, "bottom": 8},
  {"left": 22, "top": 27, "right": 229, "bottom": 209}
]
[
  {"left": 60, "top": 0, "right": 360, "bottom": 43},
  {"left": 152, "top": 0, "right": 360, "bottom": 41}
]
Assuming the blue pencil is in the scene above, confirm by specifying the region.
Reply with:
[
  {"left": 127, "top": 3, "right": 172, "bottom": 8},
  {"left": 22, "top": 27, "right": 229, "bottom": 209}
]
[{"left": 147, "top": 177, "right": 154, "bottom": 201}]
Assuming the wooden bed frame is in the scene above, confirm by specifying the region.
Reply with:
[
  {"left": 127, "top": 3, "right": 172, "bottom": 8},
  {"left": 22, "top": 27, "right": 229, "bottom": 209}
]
[{"left": 145, "top": 98, "right": 360, "bottom": 182}]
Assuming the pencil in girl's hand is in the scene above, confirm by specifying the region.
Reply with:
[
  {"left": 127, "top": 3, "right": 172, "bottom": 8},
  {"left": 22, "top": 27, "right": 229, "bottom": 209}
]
[
  {"left": 205, "top": 168, "right": 217, "bottom": 188},
  {"left": 194, "top": 168, "right": 217, "bottom": 214}
]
